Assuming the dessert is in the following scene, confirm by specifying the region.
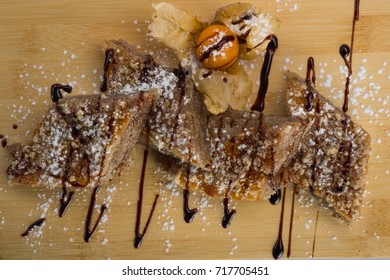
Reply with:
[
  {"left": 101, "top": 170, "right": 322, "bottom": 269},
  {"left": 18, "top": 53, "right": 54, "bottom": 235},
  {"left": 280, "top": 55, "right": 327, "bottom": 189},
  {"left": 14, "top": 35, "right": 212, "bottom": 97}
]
[
  {"left": 214, "top": 2, "right": 280, "bottom": 59},
  {"left": 6, "top": 91, "right": 157, "bottom": 188},
  {"left": 149, "top": 2, "right": 279, "bottom": 114},
  {"left": 195, "top": 24, "right": 239, "bottom": 70},
  {"left": 284, "top": 71, "right": 371, "bottom": 223},
  {"left": 102, "top": 39, "right": 311, "bottom": 201},
  {"left": 174, "top": 110, "right": 311, "bottom": 201},
  {"left": 102, "top": 39, "right": 212, "bottom": 169}
]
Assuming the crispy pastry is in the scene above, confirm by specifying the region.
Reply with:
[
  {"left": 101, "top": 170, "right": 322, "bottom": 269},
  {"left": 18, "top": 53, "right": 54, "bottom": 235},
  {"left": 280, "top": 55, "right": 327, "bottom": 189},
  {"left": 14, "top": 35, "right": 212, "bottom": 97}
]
[
  {"left": 7, "top": 92, "right": 157, "bottom": 188},
  {"left": 103, "top": 40, "right": 311, "bottom": 201},
  {"left": 174, "top": 110, "right": 310, "bottom": 200},
  {"left": 102, "top": 39, "right": 212, "bottom": 169},
  {"left": 284, "top": 71, "right": 371, "bottom": 223}
]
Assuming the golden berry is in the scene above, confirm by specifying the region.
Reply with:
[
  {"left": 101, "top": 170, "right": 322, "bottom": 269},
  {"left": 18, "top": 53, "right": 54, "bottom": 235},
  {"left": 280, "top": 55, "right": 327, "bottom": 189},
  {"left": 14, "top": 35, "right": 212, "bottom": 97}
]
[{"left": 195, "top": 25, "right": 239, "bottom": 70}]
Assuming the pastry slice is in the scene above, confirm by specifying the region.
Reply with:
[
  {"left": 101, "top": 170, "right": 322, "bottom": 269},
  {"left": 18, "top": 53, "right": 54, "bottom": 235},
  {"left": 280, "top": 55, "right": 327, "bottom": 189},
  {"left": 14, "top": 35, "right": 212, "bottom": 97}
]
[
  {"left": 7, "top": 91, "right": 157, "bottom": 188},
  {"left": 102, "top": 39, "right": 211, "bottom": 169},
  {"left": 174, "top": 109, "right": 311, "bottom": 200},
  {"left": 284, "top": 71, "right": 371, "bottom": 223}
]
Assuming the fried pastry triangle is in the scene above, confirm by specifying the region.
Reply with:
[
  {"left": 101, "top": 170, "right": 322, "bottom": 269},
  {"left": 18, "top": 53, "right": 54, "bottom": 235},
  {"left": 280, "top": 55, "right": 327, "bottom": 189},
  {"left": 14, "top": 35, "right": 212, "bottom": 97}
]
[
  {"left": 7, "top": 92, "right": 157, "bottom": 188},
  {"left": 284, "top": 71, "right": 371, "bottom": 223}
]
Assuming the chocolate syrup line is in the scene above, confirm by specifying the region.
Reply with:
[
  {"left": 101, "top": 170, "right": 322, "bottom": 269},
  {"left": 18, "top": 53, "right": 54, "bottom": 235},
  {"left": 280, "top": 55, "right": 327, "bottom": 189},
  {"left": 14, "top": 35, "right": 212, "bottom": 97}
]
[
  {"left": 340, "top": 0, "right": 360, "bottom": 112},
  {"left": 231, "top": 14, "right": 252, "bottom": 25},
  {"left": 2, "top": 138, "right": 7, "bottom": 148},
  {"left": 171, "top": 68, "right": 198, "bottom": 224},
  {"left": 134, "top": 149, "right": 159, "bottom": 248},
  {"left": 305, "top": 57, "right": 316, "bottom": 111},
  {"left": 269, "top": 188, "right": 281, "bottom": 205},
  {"left": 251, "top": 35, "right": 278, "bottom": 112},
  {"left": 336, "top": 1, "right": 360, "bottom": 190},
  {"left": 268, "top": 144, "right": 280, "bottom": 206},
  {"left": 51, "top": 84, "right": 72, "bottom": 103},
  {"left": 221, "top": 182, "right": 236, "bottom": 228},
  {"left": 183, "top": 166, "right": 198, "bottom": 224},
  {"left": 198, "top": 35, "right": 235, "bottom": 62},
  {"left": 169, "top": 66, "right": 186, "bottom": 151},
  {"left": 241, "top": 36, "right": 270, "bottom": 194},
  {"left": 59, "top": 186, "right": 75, "bottom": 218},
  {"left": 84, "top": 186, "right": 107, "bottom": 242},
  {"left": 100, "top": 48, "right": 115, "bottom": 92},
  {"left": 21, "top": 218, "right": 46, "bottom": 237},
  {"left": 59, "top": 146, "right": 75, "bottom": 217},
  {"left": 311, "top": 210, "right": 320, "bottom": 258},
  {"left": 287, "top": 186, "right": 296, "bottom": 259},
  {"left": 272, "top": 186, "right": 286, "bottom": 260}
]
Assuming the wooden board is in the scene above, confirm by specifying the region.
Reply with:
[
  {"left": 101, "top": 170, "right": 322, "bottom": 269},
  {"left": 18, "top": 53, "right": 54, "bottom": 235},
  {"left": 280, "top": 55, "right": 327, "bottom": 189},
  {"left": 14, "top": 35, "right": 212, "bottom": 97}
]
[{"left": 1, "top": 0, "right": 389, "bottom": 260}]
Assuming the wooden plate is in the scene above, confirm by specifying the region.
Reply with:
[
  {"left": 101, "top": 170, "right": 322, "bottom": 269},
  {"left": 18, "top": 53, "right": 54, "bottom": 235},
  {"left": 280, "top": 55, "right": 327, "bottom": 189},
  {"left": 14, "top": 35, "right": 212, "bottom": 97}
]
[{"left": 0, "top": 0, "right": 389, "bottom": 259}]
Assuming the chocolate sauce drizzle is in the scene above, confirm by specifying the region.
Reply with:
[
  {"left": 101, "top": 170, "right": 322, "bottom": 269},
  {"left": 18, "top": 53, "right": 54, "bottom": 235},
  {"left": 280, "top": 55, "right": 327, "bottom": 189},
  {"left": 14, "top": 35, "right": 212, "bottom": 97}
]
[
  {"left": 304, "top": 57, "right": 321, "bottom": 192},
  {"left": 183, "top": 167, "right": 198, "bottom": 224},
  {"left": 311, "top": 210, "right": 320, "bottom": 258},
  {"left": 221, "top": 184, "right": 236, "bottom": 228},
  {"left": 272, "top": 186, "right": 286, "bottom": 259},
  {"left": 84, "top": 186, "right": 107, "bottom": 242},
  {"left": 172, "top": 67, "right": 199, "bottom": 224},
  {"left": 305, "top": 57, "right": 316, "bottom": 111},
  {"left": 251, "top": 35, "right": 278, "bottom": 112},
  {"left": 339, "top": 44, "right": 352, "bottom": 113},
  {"left": 334, "top": 0, "right": 360, "bottom": 192},
  {"left": 1, "top": 138, "right": 7, "bottom": 148},
  {"left": 169, "top": 66, "right": 187, "bottom": 151},
  {"left": 59, "top": 186, "right": 75, "bottom": 218},
  {"left": 287, "top": 187, "right": 296, "bottom": 259},
  {"left": 231, "top": 14, "right": 253, "bottom": 25},
  {"left": 51, "top": 84, "right": 72, "bottom": 103},
  {"left": 100, "top": 48, "right": 115, "bottom": 92},
  {"left": 222, "top": 197, "right": 236, "bottom": 228},
  {"left": 269, "top": 188, "right": 281, "bottom": 205},
  {"left": 21, "top": 217, "right": 46, "bottom": 237},
  {"left": 134, "top": 149, "right": 159, "bottom": 248},
  {"left": 197, "top": 35, "right": 235, "bottom": 62},
  {"left": 339, "top": 0, "right": 360, "bottom": 113},
  {"left": 58, "top": 147, "right": 75, "bottom": 217}
]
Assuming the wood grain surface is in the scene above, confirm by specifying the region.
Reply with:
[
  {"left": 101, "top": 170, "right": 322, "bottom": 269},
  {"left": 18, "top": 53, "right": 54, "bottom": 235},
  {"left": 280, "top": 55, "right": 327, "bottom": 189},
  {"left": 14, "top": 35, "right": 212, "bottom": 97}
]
[{"left": 0, "top": 0, "right": 389, "bottom": 260}]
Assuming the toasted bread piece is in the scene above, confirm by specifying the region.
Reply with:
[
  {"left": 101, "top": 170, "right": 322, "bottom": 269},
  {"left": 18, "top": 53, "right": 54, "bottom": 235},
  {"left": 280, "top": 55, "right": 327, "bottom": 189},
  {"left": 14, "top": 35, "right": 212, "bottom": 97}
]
[
  {"left": 284, "top": 71, "right": 371, "bottom": 223},
  {"left": 174, "top": 109, "right": 310, "bottom": 200},
  {"left": 103, "top": 39, "right": 211, "bottom": 168},
  {"left": 7, "top": 92, "right": 157, "bottom": 188}
]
